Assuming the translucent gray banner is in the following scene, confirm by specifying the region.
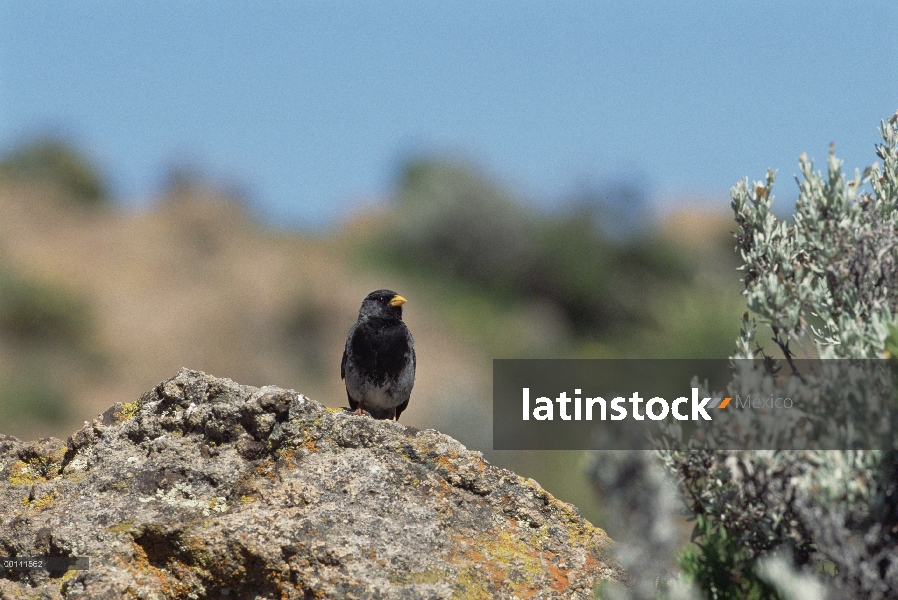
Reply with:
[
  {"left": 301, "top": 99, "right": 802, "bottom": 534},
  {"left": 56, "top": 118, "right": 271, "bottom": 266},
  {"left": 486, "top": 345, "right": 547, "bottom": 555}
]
[{"left": 493, "top": 359, "right": 897, "bottom": 450}]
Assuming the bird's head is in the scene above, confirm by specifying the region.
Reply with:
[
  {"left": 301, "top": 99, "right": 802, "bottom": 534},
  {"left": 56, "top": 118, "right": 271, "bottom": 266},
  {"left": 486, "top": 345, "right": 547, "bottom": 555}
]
[{"left": 358, "top": 289, "right": 407, "bottom": 320}]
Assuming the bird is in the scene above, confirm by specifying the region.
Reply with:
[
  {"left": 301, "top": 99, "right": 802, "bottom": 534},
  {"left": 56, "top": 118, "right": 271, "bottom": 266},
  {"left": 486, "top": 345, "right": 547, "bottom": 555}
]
[{"left": 341, "top": 290, "right": 416, "bottom": 420}]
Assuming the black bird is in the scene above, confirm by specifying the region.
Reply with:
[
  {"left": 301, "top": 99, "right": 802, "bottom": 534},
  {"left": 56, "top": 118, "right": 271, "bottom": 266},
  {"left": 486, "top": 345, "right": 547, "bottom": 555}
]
[{"left": 341, "top": 290, "right": 416, "bottom": 420}]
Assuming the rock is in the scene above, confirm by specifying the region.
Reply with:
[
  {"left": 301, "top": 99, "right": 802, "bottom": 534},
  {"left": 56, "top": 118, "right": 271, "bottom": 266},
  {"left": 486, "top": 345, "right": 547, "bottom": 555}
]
[{"left": 0, "top": 368, "right": 626, "bottom": 598}]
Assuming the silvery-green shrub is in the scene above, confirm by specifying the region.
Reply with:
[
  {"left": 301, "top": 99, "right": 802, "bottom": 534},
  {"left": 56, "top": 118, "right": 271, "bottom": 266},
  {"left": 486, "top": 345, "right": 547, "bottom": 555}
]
[
  {"left": 594, "top": 112, "right": 898, "bottom": 599},
  {"left": 668, "top": 112, "right": 898, "bottom": 599}
]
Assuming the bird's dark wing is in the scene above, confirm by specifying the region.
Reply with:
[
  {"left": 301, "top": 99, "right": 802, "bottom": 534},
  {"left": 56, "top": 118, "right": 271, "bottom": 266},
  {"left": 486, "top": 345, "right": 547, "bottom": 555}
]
[
  {"left": 342, "top": 334, "right": 359, "bottom": 410},
  {"left": 342, "top": 324, "right": 356, "bottom": 410},
  {"left": 341, "top": 322, "right": 354, "bottom": 381},
  {"left": 394, "top": 327, "right": 415, "bottom": 420}
]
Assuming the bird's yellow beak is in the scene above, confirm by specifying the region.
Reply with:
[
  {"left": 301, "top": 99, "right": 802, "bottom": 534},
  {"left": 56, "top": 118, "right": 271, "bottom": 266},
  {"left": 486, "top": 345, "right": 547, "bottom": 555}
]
[{"left": 390, "top": 295, "right": 407, "bottom": 307}]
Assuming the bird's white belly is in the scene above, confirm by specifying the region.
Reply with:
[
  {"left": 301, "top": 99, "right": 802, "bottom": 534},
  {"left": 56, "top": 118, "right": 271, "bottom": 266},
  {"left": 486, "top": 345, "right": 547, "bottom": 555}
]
[{"left": 346, "top": 379, "right": 403, "bottom": 410}]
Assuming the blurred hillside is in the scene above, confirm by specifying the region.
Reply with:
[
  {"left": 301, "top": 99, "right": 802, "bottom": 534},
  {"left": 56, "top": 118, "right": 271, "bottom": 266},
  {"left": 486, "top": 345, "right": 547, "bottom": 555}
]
[{"left": 0, "top": 137, "right": 744, "bottom": 524}]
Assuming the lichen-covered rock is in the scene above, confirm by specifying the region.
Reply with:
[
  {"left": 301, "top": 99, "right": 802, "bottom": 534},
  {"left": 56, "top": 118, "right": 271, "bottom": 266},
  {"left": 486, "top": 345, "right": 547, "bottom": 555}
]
[{"left": 0, "top": 368, "right": 625, "bottom": 598}]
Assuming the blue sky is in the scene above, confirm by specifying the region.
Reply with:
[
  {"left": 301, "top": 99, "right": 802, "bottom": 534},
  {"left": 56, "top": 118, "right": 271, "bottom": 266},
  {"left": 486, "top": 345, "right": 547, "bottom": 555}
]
[{"left": 2, "top": 2, "right": 896, "bottom": 228}]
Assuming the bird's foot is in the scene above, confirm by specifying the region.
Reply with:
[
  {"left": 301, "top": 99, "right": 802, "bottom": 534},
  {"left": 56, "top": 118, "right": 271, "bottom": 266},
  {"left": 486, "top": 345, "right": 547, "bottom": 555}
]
[{"left": 352, "top": 407, "right": 371, "bottom": 417}]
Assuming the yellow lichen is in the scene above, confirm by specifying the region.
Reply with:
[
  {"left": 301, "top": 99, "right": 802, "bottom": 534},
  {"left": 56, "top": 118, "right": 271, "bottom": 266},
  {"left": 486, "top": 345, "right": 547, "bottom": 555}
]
[
  {"left": 454, "top": 566, "right": 492, "bottom": 600},
  {"left": 481, "top": 531, "right": 543, "bottom": 579},
  {"left": 303, "top": 412, "right": 326, "bottom": 430},
  {"left": 118, "top": 402, "right": 140, "bottom": 422},
  {"left": 33, "top": 492, "right": 56, "bottom": 509},
  {"left": 563, "top": 512, "right": 608, "bottom": 548},
  {"left": 445, "top": 524, "right": 569, "bottom": 596},
  {"left": 64, "top": 470, "right": 87, "bottom": 483},
  {"left": 325, "top": 406, "right": 344, "bottom": 414},
  {"left": 8, "top": 461, "right": 43, "bottom": 486},
  {"left": 7, "top": 449, "right": 65, "bottom": 484},
  {"left": 526, "top": 523, "right": 552, "bottom": 549},
  {"left": 58, "top": 568, "right": 78, "bottom": 592},
  {"left": 22, "top": 492, "right": 55, "bottom": 510},
  {"left": 394, "top": 526, "right": 552, "bottom": 596},
  {"left": 397, "top": 568, "right": 447, "bottom": 585},
  {"left": 108, "top": 520, "right": 134, "bottom": 535}
]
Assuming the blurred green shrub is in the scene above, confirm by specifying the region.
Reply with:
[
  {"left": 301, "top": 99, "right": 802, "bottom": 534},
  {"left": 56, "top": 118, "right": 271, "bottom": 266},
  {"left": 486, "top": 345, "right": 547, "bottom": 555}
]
[
  {"left": 678, "top": 514, "right": 781, "bottom": 600},
  {"left": 374, "top": 159, "right": 688, "bottom": 338},
  {"left": 0, "top": 374, "right": 70, "bottom": 426},
  {"left": 0, "top": 265, "right": 95, "bottom": 437},
  {"left": 0, "top": 137, "right": 109, "bottom": 206},
  {"left": 0, "top": 268, "right": 91, "bottom": 345}
]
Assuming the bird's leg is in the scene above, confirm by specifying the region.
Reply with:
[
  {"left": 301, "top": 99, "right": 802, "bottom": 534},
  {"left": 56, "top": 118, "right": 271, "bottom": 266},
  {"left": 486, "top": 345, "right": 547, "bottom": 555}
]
[
  {"left": 392, "top": 406, "right": 398, "bottom": 421},
  {"left": 352, "top": 400, "right": 371, "bottom": 417}
]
